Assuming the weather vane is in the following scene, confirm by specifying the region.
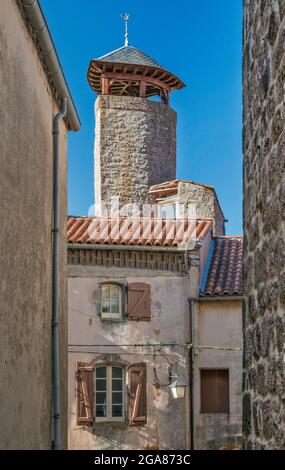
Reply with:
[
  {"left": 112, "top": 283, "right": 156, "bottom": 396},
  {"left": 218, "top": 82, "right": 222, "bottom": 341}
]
[{"left": 121, "top": 13, "right": 130, "bottom": 46}]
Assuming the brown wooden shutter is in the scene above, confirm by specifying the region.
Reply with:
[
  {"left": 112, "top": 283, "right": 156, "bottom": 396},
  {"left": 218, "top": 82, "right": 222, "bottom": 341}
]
[
  {"left": 128, "top": 363, "right": 147, "bottom": 425},
  {"left": 127, "top": 283, "right": 151, "bottom": 321},
  {"left": 76, "top": 362, "right": 94, "bottom": 425},
  {"left": 200, "top": 369, "right": 229, "bottom": 413}
]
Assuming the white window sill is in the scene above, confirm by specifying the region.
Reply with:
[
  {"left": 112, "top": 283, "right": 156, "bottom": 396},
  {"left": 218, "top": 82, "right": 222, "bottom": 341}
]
[
  {"left": 95, "top": 417, "right": 126, "bottom": 423},
  {"left": 100, "top": 317, "right": 124, "bottom": 323}
]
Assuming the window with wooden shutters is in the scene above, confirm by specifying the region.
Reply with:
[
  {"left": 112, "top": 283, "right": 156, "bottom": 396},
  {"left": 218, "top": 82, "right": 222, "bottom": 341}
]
[
  {"left": 127, "top": 283, "right": 151, "bottom": 321},
  {"left": 200, "top": 369, "right": 229, "bottom": 413},
  {"left": 95, "top": 365, "right": 125, "bottom": 422},
  {"left": 100, "top": 283, "right": 123, "bottom": 320},
  {"left": 128, "top": 363, "right": 147, "bottom": 426},
  {"left": 76, "top": 362, "right": 94, "bottom": 425}
]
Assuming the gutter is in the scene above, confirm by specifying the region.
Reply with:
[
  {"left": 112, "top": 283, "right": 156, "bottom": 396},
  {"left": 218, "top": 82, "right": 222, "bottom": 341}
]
[
  {"left": 51, "top": 98, "right": 67, "bottom": 450},
  {"left": 68, "top": 242, "right": 200, "bottom": 253},
  {"left": 192, "top": 295, "right": 244, "bottom": 302},
  {"left": 17, "top": 0, "right": 81, "bottom": 131},
  {"left": 199, "top": 238, "right": 215, "bottom": 294}
]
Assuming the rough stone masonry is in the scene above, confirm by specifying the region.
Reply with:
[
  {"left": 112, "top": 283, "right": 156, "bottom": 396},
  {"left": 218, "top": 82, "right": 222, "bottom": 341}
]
[
  {"left": 94, "top": 95, "right": 176, "bottom": 213},
  {"left": 243, "top": 0, "right": 285, "bottom": 449}
]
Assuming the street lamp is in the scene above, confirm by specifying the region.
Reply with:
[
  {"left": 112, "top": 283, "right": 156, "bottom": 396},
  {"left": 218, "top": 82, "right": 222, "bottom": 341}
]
[{"left": 168, "top": 373, "right": 186, "bottom": 399}]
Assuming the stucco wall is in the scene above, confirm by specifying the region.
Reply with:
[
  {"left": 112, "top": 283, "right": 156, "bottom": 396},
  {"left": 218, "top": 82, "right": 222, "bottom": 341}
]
[
  {"left": 193, "top": 300, "right": 243, "bottom": 449},
  {"left": 68, "top": 262, "right": 199, "bottom": 450},
  {"left": 243, "top": 0, "right": 285, "bottom": 449},
  {"left": 94, "top": 95, "right": 176, "bottom": 213},
  {"left": 0, "top": 0, "right": 68, "bottom": 449}
]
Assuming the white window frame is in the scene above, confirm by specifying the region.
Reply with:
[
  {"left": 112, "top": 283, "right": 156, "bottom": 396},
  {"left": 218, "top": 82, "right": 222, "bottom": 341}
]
[
  {"left": 157, "top": 196, "right": 179, "bottom": 219},
  {"left": 94, "top": 365, "right": 125, "bottom": 423},
  {"left": 100, "top": 283, "right": 123, "bottom": 320}
]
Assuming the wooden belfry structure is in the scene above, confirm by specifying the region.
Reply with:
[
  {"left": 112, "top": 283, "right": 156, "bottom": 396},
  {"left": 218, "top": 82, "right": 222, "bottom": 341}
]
[{"left": 87, "top": 14, "right": 185, "bottom": 104}]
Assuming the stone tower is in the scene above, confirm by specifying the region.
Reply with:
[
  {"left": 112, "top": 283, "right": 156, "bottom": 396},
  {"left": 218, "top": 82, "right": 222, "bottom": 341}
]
[
  {"left": 88, "top": 38, "right": 184, "bottom": 214},
  {"left": 243, "top": 1, "right": 285, "bottom": 449}
]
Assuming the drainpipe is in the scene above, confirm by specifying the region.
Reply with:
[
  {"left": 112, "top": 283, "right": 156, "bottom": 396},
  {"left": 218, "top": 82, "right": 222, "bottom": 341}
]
[
  {"left": 188, "top": 298, "right": 195, "bottom": 450},
  {"left": 52, "top": 98, "right": 67, "bottom": 450}
]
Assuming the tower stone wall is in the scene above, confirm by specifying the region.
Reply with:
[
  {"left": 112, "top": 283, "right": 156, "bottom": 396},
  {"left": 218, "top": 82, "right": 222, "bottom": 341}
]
[
  {"left": 94, "top": 95, "right": 176, "bottom": 213},
  {"left": 243, "top": 0, "right": 285, "bottom": 449}
]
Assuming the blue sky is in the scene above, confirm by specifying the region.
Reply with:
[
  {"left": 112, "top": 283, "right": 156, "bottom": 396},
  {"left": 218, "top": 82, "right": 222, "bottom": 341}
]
[{"left": 41, "top": 0, "right": 242, "bottom": 235}]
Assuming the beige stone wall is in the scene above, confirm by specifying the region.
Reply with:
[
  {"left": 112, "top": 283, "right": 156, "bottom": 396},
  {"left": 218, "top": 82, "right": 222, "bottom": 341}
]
[
  {"left": 0, "top": 0, "right": 68, "bottom": 449},
  {"left": 178, "top": 182, "right": 225, "bottom": 236},
  {"left": 94, "top": 95, "right": 176, "bottom": 213},
  {"left": 193, "top": 300, "right": 243, "bottom": 449},
  {"left": 243, "top": 0, "right": 285, "bottom": 449},
  {"left": 68, "top": 261, "right": 199, "bottom": 450}
]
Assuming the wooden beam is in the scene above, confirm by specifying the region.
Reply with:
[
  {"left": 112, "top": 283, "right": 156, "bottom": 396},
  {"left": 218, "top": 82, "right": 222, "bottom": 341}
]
[
  {"left": 165, "top": 90, "right": 169, "bottom": 105},
  {"left": 102, "top": 77, "right": 109, "bottom": 94},
  {"left": 157, "top": 72, "right": 168, "bottom": 80},
  {"left": 139, "top": 81, "right": 146, "bottom": 97},
  {"left": 120, "top": 83, "right": 130, "bottom": 95},
  {"left": 103, "top": 72, "right": 171, "bottom": 91},
  {"left": 165, "top": 77, "right": 178, "bottom": 85},
  {"left": 150, "top": 69, "right": 159, "bottom": 78}
]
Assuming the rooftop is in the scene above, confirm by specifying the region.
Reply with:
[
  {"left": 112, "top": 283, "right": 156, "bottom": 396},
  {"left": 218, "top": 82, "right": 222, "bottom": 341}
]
[
  {"left": 97, "top": 45, "right": 163, "bottom": 69},
  {"left": 149, "top": 179, "right": 215, "bottom": 196},
  {"left": 149, "top": 179, "right": 225, "bottom": 221},
  {"left": 88, "top": 45, "right": 185, "bottom": 100},
  {"left": 67, "top": 216, "right": 213, "bottom": 249},
  {"left": 200, "top": 237, "right": 243, "bottom": 297}
]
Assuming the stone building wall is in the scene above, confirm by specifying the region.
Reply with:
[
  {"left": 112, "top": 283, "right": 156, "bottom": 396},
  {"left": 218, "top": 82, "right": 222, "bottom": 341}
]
[
  {"left": 94, "top": 95, "right": 176, "bottom": 214},
  {"left": 178, "top": 182, "right": 225, "bottom": 235},
  {"left": 243, "top": 0, "right": 285, "bottom": 449},
  {"left": 0, "top": 0, "right": 68, "bottom": 449}
]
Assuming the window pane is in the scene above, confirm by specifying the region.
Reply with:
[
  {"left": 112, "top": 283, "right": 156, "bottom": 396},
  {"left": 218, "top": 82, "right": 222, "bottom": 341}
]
[
  {"left": 110, "top": 286, "right": 119, "bottom": 299},
  {"left": 96, "top": 379, "right": 106, "bottom": 391},
  {"left": 160, "top": 204, "right": 176, "bottom": 219},
  {"left": 96, "top": 392, "right": 106, "bottom": 404},
  {"left": 110, "top": 299, "right": 120, "bottom": 314},
  {"left": 101, "top": 300, "right": 110, "bottom": 313},
  {"left": 96, "top": 405, "right": 107, "bottom": 417},
  {"left": 112, "top": 367, "right": 123, "bottom": 379},
  {"left": 96, "top": 367, "right": 106, "bottom": 378},
  {"left": 112, "top": 405, "right": 123, "bottom": 417},
  {"left": 102, "top": 286, "right": 110, "bottom": 300},
  {"left": 112, "top": 379, "right": 122, "bottom": 391},
  {"left": 112, "top": 392, "right": 123, "bottom": 404}
]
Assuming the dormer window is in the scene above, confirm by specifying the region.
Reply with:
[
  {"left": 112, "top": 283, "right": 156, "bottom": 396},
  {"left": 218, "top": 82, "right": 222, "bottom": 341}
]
[
  {"left": 160, "top": 203, "right": 176, "bottom": 219},
  {"left": 101, "top": 283, "right": 122, "bottom": 320},
  {"left": 157, "top": 195, "right": 178, "bottom": 219}
]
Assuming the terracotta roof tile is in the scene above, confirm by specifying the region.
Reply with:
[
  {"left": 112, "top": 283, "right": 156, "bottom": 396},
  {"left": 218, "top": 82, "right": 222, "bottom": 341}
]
[
  {"left": 201, "top": 237, "right": 243, "bottom": 297},
  {"left": 67, "top": 216, "right": 213, "bottom": 248},
  {"left": 149, "top": 179, "right": 215, "bottom": 195}
]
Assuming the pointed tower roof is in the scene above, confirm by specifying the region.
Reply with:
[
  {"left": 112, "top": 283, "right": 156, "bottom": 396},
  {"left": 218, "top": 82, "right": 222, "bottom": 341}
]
[
  {"left": 88, "top": 14, "right": 185, "bottom": 103},
  {"left": 88, "top": 45, "right": 184, "bottom": 103},
  {"left": 97, "top": 45, "right": 163, "bottom": 69}
]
